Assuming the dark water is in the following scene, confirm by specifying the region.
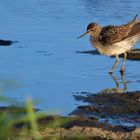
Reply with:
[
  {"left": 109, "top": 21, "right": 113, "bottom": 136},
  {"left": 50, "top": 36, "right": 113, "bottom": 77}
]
[{"left": 0, "top": 0, "right": 140, "bottom": 115}]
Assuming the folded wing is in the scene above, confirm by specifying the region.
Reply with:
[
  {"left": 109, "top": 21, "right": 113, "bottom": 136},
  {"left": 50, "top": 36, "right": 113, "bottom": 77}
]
[{"left": 98, "top": 15, "right": 140, "bottom": 45}]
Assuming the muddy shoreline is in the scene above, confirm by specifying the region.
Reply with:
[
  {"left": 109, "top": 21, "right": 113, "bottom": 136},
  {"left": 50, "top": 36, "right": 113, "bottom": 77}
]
[
  {"left": 13, "top": 114, "right": 140, "bottom": 140},
  {"left": 39, "top": 91, "right": 140, "bottom": 140},
  {"left": 5, "top": 91, "right": 138, "bottom": 139}
]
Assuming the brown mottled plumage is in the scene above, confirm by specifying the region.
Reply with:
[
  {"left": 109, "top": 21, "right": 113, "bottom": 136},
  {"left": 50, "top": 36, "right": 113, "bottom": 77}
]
[
  {"left": 77, "top": 15, "right": 140, "bottom": 73},
  {"left": 99, "top": 15, "right": 139, "bottom": 45}
]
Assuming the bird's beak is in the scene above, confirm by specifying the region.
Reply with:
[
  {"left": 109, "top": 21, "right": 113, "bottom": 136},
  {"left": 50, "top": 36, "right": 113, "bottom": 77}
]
[{"left": 77, "top": 30, "right": 90, "bottom": 39}]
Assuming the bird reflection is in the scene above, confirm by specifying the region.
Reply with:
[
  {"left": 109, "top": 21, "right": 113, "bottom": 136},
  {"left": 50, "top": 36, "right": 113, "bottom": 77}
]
[{"left": 101, "top": 73, "right": 127, "bottom": 94}]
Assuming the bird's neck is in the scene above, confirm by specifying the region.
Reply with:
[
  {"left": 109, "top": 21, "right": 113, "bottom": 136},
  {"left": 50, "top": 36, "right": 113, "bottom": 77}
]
[{"left": 91, "top": 26, "right": 102, "bottom": 40}]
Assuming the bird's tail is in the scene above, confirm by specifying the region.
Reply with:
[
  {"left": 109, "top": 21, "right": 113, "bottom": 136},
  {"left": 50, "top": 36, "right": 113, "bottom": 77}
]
[{"left": 133, "top": 14, "right": 138, "bottom": 21}]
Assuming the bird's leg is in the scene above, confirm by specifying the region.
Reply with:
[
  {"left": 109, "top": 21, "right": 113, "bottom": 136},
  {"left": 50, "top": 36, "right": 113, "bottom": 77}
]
[
  {"left": 120, "top": 52, "right": 127, "bottom": 73},
  {"left": 120, "top": 72, "right": 127, "bottom": 91},
  {"left": 109, "top": 55, "right": 119, "bottom": 74},
  {"left": 109, "top": 73, "right": 120, "bottom": 92}
]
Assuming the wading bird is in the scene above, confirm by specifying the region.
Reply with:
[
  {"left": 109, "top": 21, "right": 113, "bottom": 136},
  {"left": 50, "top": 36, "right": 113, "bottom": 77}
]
[{"left": 78, "top": 15, "right": 140, "bottom": 73}]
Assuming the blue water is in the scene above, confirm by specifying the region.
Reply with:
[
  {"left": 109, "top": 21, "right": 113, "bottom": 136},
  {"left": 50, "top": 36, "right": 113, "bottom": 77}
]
[{"left": 0, "top": 0, "right": 140, "bottom": 115}]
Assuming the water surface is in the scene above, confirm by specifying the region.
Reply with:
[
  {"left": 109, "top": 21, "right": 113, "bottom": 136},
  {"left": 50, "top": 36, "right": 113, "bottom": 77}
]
[{"left": 0, "top": 0, "right": 140, "bottom": 115}]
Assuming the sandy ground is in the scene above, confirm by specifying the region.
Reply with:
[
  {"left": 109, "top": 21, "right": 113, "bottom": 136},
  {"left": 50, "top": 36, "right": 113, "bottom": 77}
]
[{"left": 41, "top": 126, "right": 140, "bottom": 140}]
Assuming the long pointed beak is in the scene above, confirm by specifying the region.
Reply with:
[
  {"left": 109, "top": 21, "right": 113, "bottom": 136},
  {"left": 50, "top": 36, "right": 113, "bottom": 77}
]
[{"left": 77, "top": 30, "right": 90, "bottom": 39}]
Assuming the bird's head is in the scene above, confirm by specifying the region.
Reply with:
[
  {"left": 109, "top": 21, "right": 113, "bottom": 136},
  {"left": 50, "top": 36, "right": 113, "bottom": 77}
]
[{"left": 77, "top": 22, "right": 99, "bottom": 39}]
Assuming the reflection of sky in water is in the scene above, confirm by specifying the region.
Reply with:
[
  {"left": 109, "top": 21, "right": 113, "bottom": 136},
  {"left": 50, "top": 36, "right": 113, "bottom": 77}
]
[{"left": 0, "top": 0, "right": 139, "bottom": 115}]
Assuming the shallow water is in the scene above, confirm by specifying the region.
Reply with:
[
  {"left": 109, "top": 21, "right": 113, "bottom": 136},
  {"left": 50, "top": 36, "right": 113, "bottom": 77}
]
[{"left": 0, "top": 0, "right": 140, "bottom": 115}]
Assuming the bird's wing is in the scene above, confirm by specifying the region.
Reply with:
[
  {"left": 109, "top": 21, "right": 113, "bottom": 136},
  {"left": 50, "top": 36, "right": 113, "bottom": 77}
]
[
  {"left": 124, "top": 22, "right": 140, "bottom": 39},
  {"left": 98, "top": 25, "right": 130, "bottom": 45},
  {"left": 98, "top": 15, "right": 138, "bottom": 45}
]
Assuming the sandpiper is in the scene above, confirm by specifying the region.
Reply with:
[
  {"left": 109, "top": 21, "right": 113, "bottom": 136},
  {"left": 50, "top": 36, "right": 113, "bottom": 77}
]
[{"left": 78, "top": 15, "right": 140, "bottom": 73}]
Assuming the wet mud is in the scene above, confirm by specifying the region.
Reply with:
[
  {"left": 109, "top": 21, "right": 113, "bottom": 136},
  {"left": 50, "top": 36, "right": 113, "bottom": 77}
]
[
  {"left": 38, "top": 91, "right": 140, "bottom": 139},
  {"left": 36, "top": 111, "right": 140, "bottom": 140},
  {"left": 71, "top": 91, "right": 140, "bottom": 128}
]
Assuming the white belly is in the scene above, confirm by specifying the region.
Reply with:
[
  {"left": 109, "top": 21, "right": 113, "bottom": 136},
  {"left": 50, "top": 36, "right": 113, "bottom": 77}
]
[{"left": 90, "top": 36, "right": 139, "bottom": 56}]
